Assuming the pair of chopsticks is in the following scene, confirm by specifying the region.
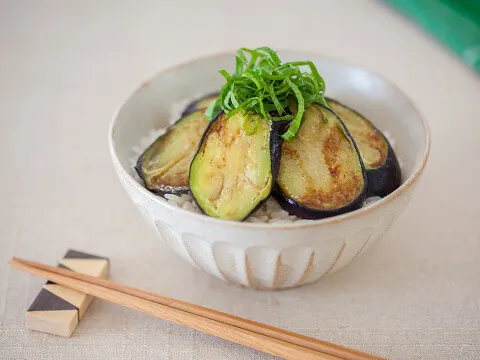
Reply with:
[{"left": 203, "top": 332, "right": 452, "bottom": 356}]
[{"left": 9, "top": 257, "right": 384, "bottom": 360}]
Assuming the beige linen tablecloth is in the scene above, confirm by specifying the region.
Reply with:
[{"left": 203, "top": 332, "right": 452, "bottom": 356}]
[{"left": 1, "top": 1, "right": 479, "bottom": 359}]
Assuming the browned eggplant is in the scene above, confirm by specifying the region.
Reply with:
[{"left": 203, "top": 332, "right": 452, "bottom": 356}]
[
  {"left": 189, "top": 112, "right": 286, "bottom": 221},
  {"left": 182, "top": 92, "right": 219, "bottom": 117},
  {"left": 327, "top": 98, "right": 401, "bottom": 197},
  {"left": 136, "top": 110, "right": 209, "bottom": 194},
  {"left": 273, "top": 103, "right": 367, "bottom": 219}
]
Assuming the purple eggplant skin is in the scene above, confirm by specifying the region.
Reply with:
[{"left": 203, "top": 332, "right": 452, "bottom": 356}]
[
  {"left": 273, "top": 103, "right": 368, "bottom": 220},
  {"left": 135, "top": 109, "right": 209, "bottom": 195},
  {"left": 242, "top": 119, "right": 290, "bottom": 220},
  {"left": 181, "top": 92, "right": 219, "bottom": 117},
  {"left": 189, "top": 110, "right": 289, "bottom": 221},
  {"left": 366, "top": 146, "right": 401, "bottom": 197},
  {"left": 268, "top": 120, "right": 290, "bottom": 193},
  {"left": 326, "top": 98, "right": 401, "bottom": 197},
  {"left": 272, "top": 189, "right": 366, "bottom": 220},
  {"left": 135, "top": 154, "right": 189, "bottom": 196}
]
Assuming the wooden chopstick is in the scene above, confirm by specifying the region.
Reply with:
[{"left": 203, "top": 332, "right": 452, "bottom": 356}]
[
  {"left": 12, "top": 257, "right": 379, "bottom": 360},
  {"left": 9, "top": 259, "right": 335, "bottom": 360},
  {"left": 10, "top": 257, "right": 384, "bottom": 360}
]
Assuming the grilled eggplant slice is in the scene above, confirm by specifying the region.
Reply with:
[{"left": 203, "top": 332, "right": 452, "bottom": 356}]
[
  {"left": 273, "top": 103, "right": 367, "bottom": 219},
  {"left": 327, "top": 99, "right": 401, "bottom": 197},
  {"left": 136, "top": 110, "right": 209, "bottom": 194},
  {"left": 182, "top": 92, "right": 219, "bottom": 117},
  {"left": 189, "top": 112, "right": 285, "bottom": 221}
]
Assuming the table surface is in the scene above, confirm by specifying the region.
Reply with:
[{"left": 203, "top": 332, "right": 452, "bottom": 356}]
[{"left": 1, "top": 1, "right": 479, "bottom": 359}]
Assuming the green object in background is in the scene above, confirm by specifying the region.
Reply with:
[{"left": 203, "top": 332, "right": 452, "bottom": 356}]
[{"left": 386, "top": 0, "right": 480, "bottom": 73}]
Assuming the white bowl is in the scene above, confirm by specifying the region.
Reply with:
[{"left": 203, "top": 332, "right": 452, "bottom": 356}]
[{"left": 109, "top": 51, "right": 430, "bottom": 290}]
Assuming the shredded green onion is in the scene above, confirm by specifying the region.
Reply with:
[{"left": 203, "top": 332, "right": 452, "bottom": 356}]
[{"left": 206, "top": 47, "right": 328, "bottom": 140}]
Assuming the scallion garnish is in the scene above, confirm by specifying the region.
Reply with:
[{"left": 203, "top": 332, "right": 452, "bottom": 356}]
[{"left": 206, "top": 47, "right": 328, "bottom": 140}]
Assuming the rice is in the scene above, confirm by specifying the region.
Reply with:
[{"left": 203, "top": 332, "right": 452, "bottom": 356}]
[{"left": 128, "top": 101, "right": 394, "bottom": 224}]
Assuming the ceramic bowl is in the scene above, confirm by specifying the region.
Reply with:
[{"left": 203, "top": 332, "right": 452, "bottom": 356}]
[{"left": 109, "top": 51, "right": 430, "bottom": 290}]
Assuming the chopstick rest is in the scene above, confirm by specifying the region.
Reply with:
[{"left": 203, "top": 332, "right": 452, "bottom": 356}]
[{"left": 26, "top": 250, "right": 109, "bottom": 337}]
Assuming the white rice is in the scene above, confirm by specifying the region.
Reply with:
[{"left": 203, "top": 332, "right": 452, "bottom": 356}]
[{"left": 128, "top": 100, "right": 397, "bottom": 224}]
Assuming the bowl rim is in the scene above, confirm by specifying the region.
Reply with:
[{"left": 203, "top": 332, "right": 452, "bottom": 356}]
[{"left": 108, "top": 49, "right": 431, "bottom": 230}]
